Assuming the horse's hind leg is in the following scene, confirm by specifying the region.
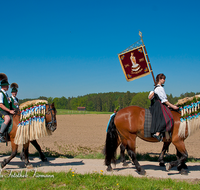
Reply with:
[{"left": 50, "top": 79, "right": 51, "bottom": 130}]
[
  {"left": 31, "top": 140, "right": 47, "bottom": 162},
  {"left": 120, "top": 143, "right": 128, "bottom": 166},
  {"left": 126, "top": 139, "right": 146, "bottom": 175},
  {"left": 1, "top": 139, "right": 18, "bottom": 168},
  {"left": 158, "top": 141, "right": 171, "bottom": 166}
]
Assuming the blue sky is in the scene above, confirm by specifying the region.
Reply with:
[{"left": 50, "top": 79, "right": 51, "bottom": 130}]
[{"left": 0, "top": 0, "right": 200, "bottom": 99}]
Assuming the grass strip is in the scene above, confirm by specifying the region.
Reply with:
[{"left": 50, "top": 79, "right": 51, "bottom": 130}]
[
  {"left": 0, "top": 170, "right": 200, "bottom": 190},
  {"left": 57, "top": 109, "right": 112, "bottom": 115}
]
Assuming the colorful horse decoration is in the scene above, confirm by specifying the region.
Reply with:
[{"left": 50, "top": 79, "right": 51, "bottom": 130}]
[
  {"left": 0, "top": 100, "right": 57, "bottom": 169},
  {"left": 177, "top": 95, "right": 200, "bottom": 138},
  {"left": 104, "top": 94, "right": 200, "bottom": 175},
  {"left": 14, "top": 100, "right": 53, "bottom": 145}
]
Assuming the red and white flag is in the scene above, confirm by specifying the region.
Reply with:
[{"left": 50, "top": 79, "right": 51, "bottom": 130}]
[{"left": 118, "top": 45, "right": 151, "bottom": 82}]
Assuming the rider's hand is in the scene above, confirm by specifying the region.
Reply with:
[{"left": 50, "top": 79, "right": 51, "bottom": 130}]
[
  {"left": 173, "top": 105, "right": 179, "bottom": 110},
  {"left": 9, "top": 110, "right": 15, "bottom": 114}
]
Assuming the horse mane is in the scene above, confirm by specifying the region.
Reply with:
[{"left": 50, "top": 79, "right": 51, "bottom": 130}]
[
  {"left": 19, "top": 99, "right": 48, "bottom": 110},
  {"left": 13, "top": 108, "right": 21, "bottom": 116}
]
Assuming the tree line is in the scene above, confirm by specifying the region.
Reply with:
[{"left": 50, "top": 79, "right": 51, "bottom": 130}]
[{"left": 18, "top": 91, "right": 200, "bottom": 112}]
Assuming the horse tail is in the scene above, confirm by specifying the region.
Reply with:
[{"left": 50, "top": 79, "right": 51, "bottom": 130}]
[{"left": 104, "top": 114, "right": 118, "bottom": 166}]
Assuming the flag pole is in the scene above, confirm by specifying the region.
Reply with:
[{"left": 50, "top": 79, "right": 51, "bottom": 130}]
[{"left": 139, "top": 31, "right": 156, "bottom": 85}]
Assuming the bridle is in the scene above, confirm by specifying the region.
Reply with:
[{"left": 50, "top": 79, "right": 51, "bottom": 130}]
[{"left": 45, "top": 104, "right": 57, "bottom": 132}]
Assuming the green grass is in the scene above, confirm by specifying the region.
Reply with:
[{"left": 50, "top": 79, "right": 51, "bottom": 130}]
[
  {"left": 0, "top": 170, "right": 199, "bottom": 189},
  {"left": 57, "top": 109, "right": 112, "bottom": 115}
]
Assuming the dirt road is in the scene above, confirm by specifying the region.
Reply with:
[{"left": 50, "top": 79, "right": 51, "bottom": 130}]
[{"left": 0, "top": 156, "right": 200, "bottom": 181}]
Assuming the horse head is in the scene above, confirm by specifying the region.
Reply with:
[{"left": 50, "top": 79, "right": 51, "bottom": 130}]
[{"left": 45, "top": 103, "right": 57, "bottom": 132}]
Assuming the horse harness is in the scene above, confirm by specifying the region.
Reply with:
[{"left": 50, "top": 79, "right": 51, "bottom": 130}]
[{"left": 45, "top": 104, "right": 56, "bottom": 132}]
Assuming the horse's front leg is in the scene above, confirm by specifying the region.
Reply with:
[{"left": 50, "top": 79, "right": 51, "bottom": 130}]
[
  {"left": 166, "top": 139, "right": 188, "bottom": 175},
  {"left": 158, "top": 141, "right": 171, "bottom": 166},
  {"left": 22, "top": 141, "right": 33, "bottom": 169},
  {"left": 176, "top": 148, "right": 188, "bottom": 171},
  {"left": 30, "top": 140, "right": 47, "bottom": 162},
  {"left": 1, "top": 139, "right": 18, "bottom": 169}
]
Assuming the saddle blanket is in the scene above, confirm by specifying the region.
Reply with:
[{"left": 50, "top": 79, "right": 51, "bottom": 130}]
[{"left": 144, "top": 109, "right": 152, "bottom": 138}]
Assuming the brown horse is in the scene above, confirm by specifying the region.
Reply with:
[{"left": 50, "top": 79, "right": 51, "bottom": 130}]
[
  {"left": 1, "top": 103, "right": 57, "bottom": 169},
  {"left": 104, "top": 106, "right": 189, "bottom": 175}
]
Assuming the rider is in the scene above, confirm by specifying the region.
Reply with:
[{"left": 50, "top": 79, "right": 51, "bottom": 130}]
[
  {"left": 0, "top": 73, "right": 15, "bottom": 143},
  {"left": 10, "top": 83, "right": 19, "bottom": 109},
  {"left": 149, "top": 73, "right": 179, "bottom": 142}
]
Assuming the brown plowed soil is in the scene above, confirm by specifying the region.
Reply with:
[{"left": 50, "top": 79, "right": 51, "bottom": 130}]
[{"left": 1, "top": 114, "right": 200, "bottom": 159}]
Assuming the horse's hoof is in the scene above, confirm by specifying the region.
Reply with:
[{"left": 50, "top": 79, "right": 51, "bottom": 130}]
[
  {"left": 159, "top": 161, "right": 165, "bottom": 167},
  {"left": 42, "top": 157, "right": 48, "bottom": 162},
  {"left": 0, "top": 163, "right": 4, "bottom": 169},
  {"left": 106, "top": 166, "right": 113, "bottom": 172},
  {"left": 26, "top": 164, "right": 33, "bottom": 169},
  {"left": 166, "top": 163, "right": 171, "bottom": 171},
  {"left": 139, "top": 169, "right": 146, "bottom": 175},
  {"left": 180, "top": 168, "right": 188, "bottom": 175},
  {"left": 122, "top": 162, "right": 128, "bottom": 167},
  {"left": 1, "top": 159, "right": 7, "bottom": 169},
  {"left": 182, "top": 163, "right": 188, "bottom": 169}
]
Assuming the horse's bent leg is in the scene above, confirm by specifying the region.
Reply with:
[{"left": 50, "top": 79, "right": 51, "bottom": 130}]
[
  {"left": 126, "top": 138, "right": 146, "bottom": 175},
  {"left": 166, "top": 140, "right": 188, "bottom": 174},
  {"left": 31, "top": 140, "right": 47, "bottom": 162},
  {"left": 158, "top": 142, "right": 171, "bottom": 166},
  {"left": 1, "top": 139, "right": 18, "bottom": 168}
]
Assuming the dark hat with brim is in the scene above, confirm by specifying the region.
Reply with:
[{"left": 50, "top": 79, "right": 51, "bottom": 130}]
[
  {"left": 0, "top": 79, "right": 9, "bottom": 86},
  {"left": 11, "top": 87, "right": 18, "bottom": 92},
  {"left": 10, "top": 82, "right": 19, "bottom": 92}
]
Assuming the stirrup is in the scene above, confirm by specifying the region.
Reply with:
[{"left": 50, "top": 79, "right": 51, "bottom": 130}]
[
  {"left": 153, "top": 134, "right": 163, "bottom": 142},
  {"left": 0, "top": 136, "right": 6, "bottom": 143}
]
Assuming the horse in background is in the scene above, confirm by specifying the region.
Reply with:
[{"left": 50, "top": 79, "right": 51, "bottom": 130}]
[
  {"left": 104, "top": 106, "right": 190, "bottom": 175},
  {"left": 1, "top": 102, "right": 57, "bottom": 168}
]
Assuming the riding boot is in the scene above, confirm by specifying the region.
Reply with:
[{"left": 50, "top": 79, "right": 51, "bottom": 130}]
[
  {"left": 153, "top": 133, "right": 163, "bottom": 142},
  {"left": 0, "top": 133, "right": 6, "bottom": 143},
  {"left": 0, "top": 123, "right": 7, "bottom": 143}
]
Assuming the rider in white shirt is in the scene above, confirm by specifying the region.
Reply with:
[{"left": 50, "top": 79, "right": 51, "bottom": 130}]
[{"left": 148, "top": 73, "right": 179, "bottom": 141}]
